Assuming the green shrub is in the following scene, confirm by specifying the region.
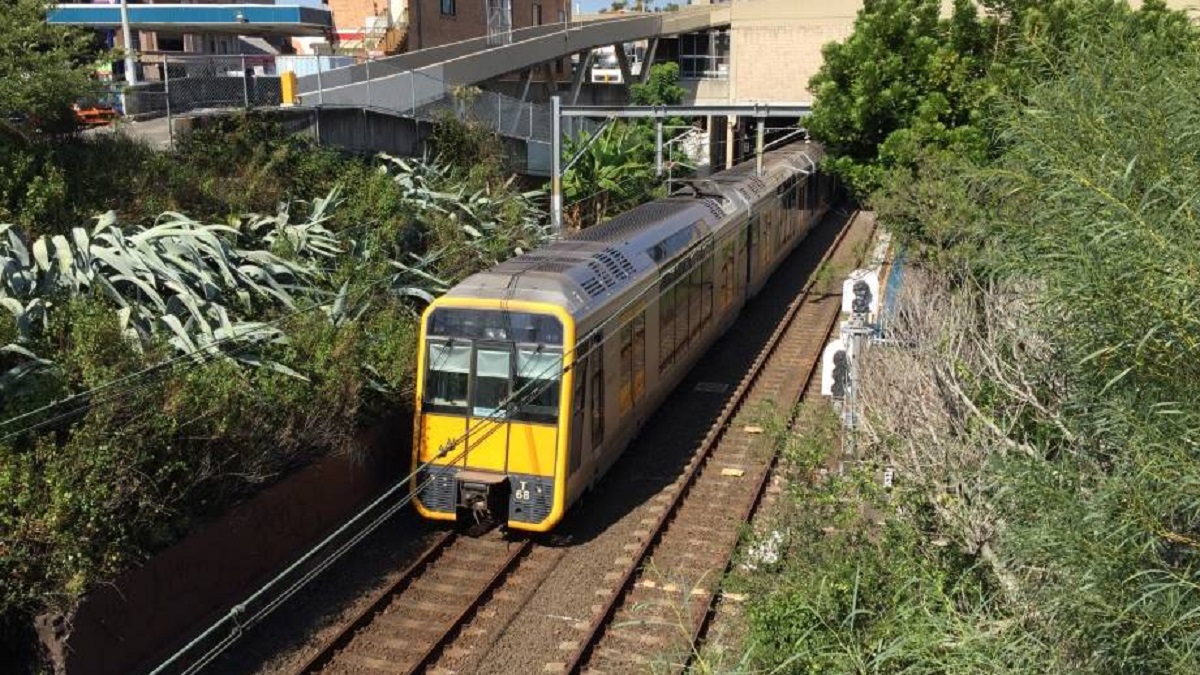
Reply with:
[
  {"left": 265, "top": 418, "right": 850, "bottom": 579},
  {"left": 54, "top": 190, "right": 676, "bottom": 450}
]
[{"left": 0, "top": 111, "right": 545, "bottom": 670}]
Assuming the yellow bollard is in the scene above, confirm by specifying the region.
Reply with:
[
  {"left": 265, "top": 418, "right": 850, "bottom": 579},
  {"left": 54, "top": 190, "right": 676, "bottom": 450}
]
[{"left": 280, "top": 71, "right": 297, "bottom": 106}]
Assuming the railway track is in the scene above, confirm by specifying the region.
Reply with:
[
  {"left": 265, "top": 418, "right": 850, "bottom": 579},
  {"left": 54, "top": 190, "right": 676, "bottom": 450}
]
[
  {"left": 259, "top": 210, "right": 872, "bottom": 675},
  {"left": 552, "top": 210, "right": 876, "bottom": 674},
  {"left": 292, "top": 530, "right": 531, "bottom": 675}
]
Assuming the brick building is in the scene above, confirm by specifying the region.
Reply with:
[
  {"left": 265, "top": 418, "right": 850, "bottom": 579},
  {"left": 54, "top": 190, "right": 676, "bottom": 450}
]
[
  {"left": 323, "top": 0, "right": 408, "bottom": 53},
  {"left": 407, "top": 0, "right": 570, "bottom": 50}
]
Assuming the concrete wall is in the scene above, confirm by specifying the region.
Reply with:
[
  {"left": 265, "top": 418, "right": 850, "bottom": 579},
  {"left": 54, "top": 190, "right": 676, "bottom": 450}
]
[
  {"left": 220, "top": 106, "right": 544, "bottom": 174},
  {"left": 681, "top": 77, "right": 730, "bottom": 106}
]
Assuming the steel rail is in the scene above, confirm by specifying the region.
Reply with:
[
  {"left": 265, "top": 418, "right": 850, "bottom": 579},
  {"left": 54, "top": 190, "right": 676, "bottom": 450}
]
[
  {"left": 401, "top": 538, "right": 533, "bottom": 675},
  {"left": 561, "top": 210, "right": 863, "bottom": 674},
  {"left": 682, "top": 213, "right": 878, "bottom": 673},
  {"left": 293, "top": 532, "right": 533, "bottom": 675},
  {"left": 291, "top": 529, "right": 456, "bottom": 674}
]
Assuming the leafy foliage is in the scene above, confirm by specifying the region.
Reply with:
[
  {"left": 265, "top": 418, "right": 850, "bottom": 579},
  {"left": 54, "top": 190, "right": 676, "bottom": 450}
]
[
  {"left": 562, "top": 62, "right": 688, "bottom": 228},
  {"left": 0, "top": 113, "right": 547, "bottom": 669},
  {"left": 631, "top": 60, "right": 687, "bottom": 106},
  {"left": 741, "top": 2, "right": 1200, "bottom": 673},
  {"left": 806, "top": 0, "right": 990, "bottom": 196},
  {"left": 0, "top": 0, "right": 103, "bottom": 133}
]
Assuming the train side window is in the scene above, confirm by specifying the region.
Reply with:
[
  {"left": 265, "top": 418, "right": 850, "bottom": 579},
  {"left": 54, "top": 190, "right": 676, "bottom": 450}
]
[
  {"left": 632, "top": 312, "right": 646, "bottom": 401},
  {"left": 689, "top": 265, "right": 703, "bottom": 337},
  {"left": 686, "top": 267, "right": 696, "bottom": 348},
  {"left": 773, "top": 204, "right": 781, "bottom": 249},
  {"left": 758, "top": 218, "right": 768, "bottom": 269},
  {"left": 618, "top": 322, "right": 633, "bottom": 415},
  {"left": 786, "top": 189, "right": 797, "bottom": 236},
  {"left": 737, "top": 227, "right": 748, "bottom": 292},
  {"left": 590, "top": 335, "right": 604, "bottom": 447},
  {"left": 719, "top": 242, "right": 732, "bottom": 311}
]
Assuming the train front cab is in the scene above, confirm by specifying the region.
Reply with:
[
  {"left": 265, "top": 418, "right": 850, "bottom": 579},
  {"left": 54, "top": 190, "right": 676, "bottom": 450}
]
[{"left": 412, "top": 298, "right": 576, "bottom": 533}]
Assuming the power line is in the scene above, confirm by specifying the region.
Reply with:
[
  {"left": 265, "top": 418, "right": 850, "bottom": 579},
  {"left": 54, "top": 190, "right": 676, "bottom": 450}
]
[
  {"left": 151, "top": 207, "right": 746, "bottom": 675},
  {"left": 0, "top": 211, "right": 541, "bottom": 441}
]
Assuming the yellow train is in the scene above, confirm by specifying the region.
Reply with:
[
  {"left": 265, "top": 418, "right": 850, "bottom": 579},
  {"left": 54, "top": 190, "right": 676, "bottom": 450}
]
[{"left": 412, "top": 142, "right": 835, "bottom": 532}]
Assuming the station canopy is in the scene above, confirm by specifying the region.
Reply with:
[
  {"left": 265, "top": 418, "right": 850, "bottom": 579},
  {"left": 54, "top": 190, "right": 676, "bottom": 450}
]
[{"left": 47, "top": 2, "right": 334, "bottom": 37}]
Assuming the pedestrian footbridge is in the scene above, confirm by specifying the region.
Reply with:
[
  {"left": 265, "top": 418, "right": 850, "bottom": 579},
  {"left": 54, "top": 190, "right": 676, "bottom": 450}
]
[{"left": 298, "top": 6, "right": 732, "bottom": 135}]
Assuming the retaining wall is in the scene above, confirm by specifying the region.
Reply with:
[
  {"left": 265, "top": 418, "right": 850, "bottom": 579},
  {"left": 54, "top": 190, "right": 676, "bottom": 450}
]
[{"left": 36, "top": 414, "right": 410, "bottom": 675}]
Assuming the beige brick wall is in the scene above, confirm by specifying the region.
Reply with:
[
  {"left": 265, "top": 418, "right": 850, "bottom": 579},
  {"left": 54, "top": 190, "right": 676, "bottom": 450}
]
[
  {"left": 730, "top": 21, "right": 853, "bottom": 103},
  {"left": 725, "top": 0, "right": 860, "bottom": 104},
  {"left": 722, "top": 0, "right": 1200, "bottom": 103}
]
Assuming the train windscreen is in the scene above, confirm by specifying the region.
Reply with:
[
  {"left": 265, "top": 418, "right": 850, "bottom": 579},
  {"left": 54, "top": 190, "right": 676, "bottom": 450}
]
[{"left": 424, "top": 309, "right": 563, "bottom": 423}]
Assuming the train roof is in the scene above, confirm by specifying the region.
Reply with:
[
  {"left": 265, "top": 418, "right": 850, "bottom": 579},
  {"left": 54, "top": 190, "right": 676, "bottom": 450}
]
[{"left": 441, "top": 142, "right": 825, "bottom": 321}]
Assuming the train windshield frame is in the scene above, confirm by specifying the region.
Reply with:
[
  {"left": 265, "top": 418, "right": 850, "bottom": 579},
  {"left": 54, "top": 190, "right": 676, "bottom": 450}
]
[{"left": 424, "top": 309, "right": 564, "bottom": 424}]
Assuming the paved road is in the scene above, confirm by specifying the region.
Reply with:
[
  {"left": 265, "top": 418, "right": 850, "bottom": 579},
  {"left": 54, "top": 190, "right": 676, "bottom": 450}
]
[{"left": 84, "top": 116, "right": 173, "bottom": 149}]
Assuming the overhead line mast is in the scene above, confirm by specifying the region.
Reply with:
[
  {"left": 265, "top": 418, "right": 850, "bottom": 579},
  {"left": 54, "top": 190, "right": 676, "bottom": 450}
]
[{"left": 549, "top": 98, "right": 814, "bottom": 231}]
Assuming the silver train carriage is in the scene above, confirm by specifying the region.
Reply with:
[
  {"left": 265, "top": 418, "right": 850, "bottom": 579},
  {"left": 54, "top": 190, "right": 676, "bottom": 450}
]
[{"left": 412, "top": 141, "right": 835, "bottom": 532}]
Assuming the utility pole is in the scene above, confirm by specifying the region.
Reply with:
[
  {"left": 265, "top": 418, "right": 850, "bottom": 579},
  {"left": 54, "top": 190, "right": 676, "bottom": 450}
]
[
  {"left": 551, "top": 95, "right": 563, "bottom": 232},
  {"left": 655, "top": 117, "right": 664, "bottom": 176},
  {"left": 120, "top": 0, "right": 137, "bottom": 85},
  {"left": 755, "top": 118, "right": 764, "bottom": 176}
]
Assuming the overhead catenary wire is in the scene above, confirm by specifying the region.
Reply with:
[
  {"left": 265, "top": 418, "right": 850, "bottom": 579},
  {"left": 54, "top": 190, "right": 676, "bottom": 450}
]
[
  {"left": 149, "top": 194, "right": 768, "bottom": 674},
  {"left": 0, "top": 201, "right": 544, "bottom": 441},
  {"left": 58, "top": 140, "right": 815, "bottom": 673}
]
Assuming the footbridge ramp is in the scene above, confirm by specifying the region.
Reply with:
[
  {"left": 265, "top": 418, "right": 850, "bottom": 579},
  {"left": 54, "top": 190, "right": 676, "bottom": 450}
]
[{"left": 297, "top": 8, "right": 729, "bottom": 119}]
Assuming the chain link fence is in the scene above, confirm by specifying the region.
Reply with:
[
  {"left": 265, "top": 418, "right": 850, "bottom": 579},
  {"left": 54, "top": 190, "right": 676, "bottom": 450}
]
[
  {"left": 295, "top": 65, "right": 580, "bottom": 145},
  {"left": 119, "top": 53, "right": 594, "bottom": 173},
  {"left": 125, "top": 54, "right": 290, "bottom": 118}
]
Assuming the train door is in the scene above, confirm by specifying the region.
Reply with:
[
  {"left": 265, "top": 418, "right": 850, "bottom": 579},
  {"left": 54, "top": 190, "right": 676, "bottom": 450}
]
[
  {"left": 745, "top": 215, "right": 757, "bottom": 290},
  {"left": 569, "top": 354, "right": 586, "bottom": 479},
  {"left": 588, "top": 332, "right": 605, "bottom": 466},
  {"left": 574, "top": 333, "right": 605, "bottom": 484},
  {"left": 464, "top": 341, "right": 513, "bottom": 473}
]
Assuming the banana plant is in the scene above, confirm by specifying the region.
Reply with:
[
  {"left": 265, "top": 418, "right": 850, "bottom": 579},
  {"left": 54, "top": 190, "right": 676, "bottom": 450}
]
[{"left": 562, "top": 123, "right": 660, "bottom": 228}]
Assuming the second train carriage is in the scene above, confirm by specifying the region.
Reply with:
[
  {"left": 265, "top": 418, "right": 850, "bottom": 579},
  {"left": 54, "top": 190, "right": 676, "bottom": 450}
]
[{"left": 412, "top": 142, "right": 835, "bottom": 532}]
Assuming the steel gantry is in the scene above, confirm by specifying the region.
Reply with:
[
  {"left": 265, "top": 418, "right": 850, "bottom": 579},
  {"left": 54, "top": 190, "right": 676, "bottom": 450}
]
[{"left": 550, "top": 98, "right": 814, "bottom": 232}]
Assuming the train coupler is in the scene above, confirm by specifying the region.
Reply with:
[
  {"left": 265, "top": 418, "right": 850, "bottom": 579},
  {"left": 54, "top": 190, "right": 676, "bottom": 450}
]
[{"left": 455, "top": 471, "right": 509, "bottom": 530}]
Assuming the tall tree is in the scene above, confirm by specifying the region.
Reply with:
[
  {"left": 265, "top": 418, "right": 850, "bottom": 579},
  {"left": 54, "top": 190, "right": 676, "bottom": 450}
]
[
  {"left": 0, "top": 0, "right": 103, "bottom": 131},
  {"left": 630, "top": 60, "right": 685, "bottom": 105},
  {"left": 806, "top": 0, "right": 989, "bottom": 196}
]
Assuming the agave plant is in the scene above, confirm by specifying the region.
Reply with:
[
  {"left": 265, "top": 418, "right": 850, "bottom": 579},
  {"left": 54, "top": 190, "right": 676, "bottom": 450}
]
[
  {"left": 241, "top": 187, "right": 345, "bottom": 261},
  {"left": 0, "top": 343, "right": 56, "bottom": 399},
  {"left": 1, "top": 207, "right": 334, "bottom": 386},
  {"left": 375, "top": 154, "right": 549, "bottom": 304}
]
